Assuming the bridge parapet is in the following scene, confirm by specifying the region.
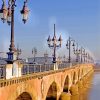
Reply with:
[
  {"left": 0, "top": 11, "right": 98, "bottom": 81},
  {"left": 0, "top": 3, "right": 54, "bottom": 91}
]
[
  {"left": 0, "top": 64, "right": 93, "bottom": 88},
  {"left": 0, "top": 67, "right": 69, "bottom": 88},
  {"left": 22, "top": 63, "right": 79, "bottom": 75},
  {"left": 0, "top": 60, "right": 94, "bottom": 80}
]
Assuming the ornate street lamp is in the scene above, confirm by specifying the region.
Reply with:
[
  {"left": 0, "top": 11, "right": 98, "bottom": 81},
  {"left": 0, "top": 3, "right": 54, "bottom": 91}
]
[
  {"left": 88, "top": 53, "right": 90, "bottom": 63},
  {"left": 83, "top": 49, "right": 87, "bottom": 63},
  {"left": 89, "top": 56, "right": 91, "bottom": 63},
  {"left": 47, "top": 24, "right": 62, "bottom": 63},
  {"left": 86, "top": 52, "right": 93, "bottom": 63},
  {"left": 66, "top": 37, "right": 75, "bottom": 63},
  {"left": 16, "top": 44, "right": 21, "bottom": 60},
  {"left": 0, "top": 0, "right": 30, "bottom": 63},
  {"left": 63, "top": 55, "right": 66, "bottom": 63},
  {"left": 32, "top": 47, "right": 37, "bottom": 63},
  {"left": 88, "top": 54, "right": 94, "bottom": 63},
  {"left": 85, "top": 53, "right": 88, "bottom": 63},
  {"left": 91, "top": 57, "right": 94, "bottom": 63},
  {"left": 7, "top": 3, "right": 11, "bottom": 25},
  {"left": 0, "top": 1, "right": 8, "bottom": 23},
  {"left": 44, "top": 51, "right": 48, "bottom": 64},
  {"left": 20, "top": 0, "right": 30, "bottom": 24},
  {"left": 73, "top": 43, "right": 81, "bottom": 62},
  {"left": 79, "top": 47, "right": 85, "bottom": 63}
]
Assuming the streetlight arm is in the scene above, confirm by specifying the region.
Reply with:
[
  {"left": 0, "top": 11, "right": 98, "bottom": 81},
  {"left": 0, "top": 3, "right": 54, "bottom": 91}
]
[{"left": 48, "top": 44, "right": 60, "bottom": 49}]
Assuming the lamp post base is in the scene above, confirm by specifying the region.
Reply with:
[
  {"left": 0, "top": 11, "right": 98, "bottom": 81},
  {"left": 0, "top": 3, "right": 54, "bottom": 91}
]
[
  {"left": 53, "top": 63, "right": 58, "bottom": 70},
  {"left": 6, "top": 51, "right": 17, "bottom": 64},
  {"left": 53, "top": 57, "right": 56, "bottom": 63}
]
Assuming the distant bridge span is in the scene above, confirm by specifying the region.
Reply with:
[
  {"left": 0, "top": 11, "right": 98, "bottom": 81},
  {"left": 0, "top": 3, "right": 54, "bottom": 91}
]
[{"left": 0, "top": 64, "right": 93, "bottom": 100}]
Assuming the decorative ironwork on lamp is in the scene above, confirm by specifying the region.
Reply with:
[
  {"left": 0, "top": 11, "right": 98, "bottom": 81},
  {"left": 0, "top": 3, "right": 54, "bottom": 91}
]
[
  {"left": 20, "top": 0, "right": 30, "bottom": 24},
  {"left": 66, "top": 37, "right": 75, "bottom": 63},
  {"left": 47, "top": 24, "right": 62, "bottom": 63}
]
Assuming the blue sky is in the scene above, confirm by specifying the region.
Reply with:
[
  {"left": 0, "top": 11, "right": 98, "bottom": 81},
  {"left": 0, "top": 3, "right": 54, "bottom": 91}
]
[{"left": 0, "top": 0, "right": 99, "bottom": 60}]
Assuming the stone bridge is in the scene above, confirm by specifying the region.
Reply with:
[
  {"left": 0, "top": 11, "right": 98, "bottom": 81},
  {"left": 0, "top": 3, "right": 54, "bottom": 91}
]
[{"left": 0, "top": 64, "right": 94, "bottom": 100}]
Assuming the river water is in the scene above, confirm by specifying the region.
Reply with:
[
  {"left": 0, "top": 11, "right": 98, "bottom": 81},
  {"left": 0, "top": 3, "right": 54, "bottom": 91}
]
[
  {"left": 88, "top": 72, "right": 100, "bottom": 100},
  {"left": 71, "top": 72, "right": 100, "bottom": 100}
]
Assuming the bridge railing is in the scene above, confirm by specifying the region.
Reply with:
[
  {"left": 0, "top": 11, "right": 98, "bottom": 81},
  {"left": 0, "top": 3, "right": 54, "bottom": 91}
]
[
  {"left": 0, "top": 63, "right": 92, "bottom": 87},
  {"left": 58, "top": 63, "right": 70, "bottom": 69},
  {"left": 0, "top": 61, "right": 85, "bottom": 79},
  {"left": 0, "top": 65, "right": 6, "bottom": 79},
  {"left": 21, "top": 62, "right": 76, "bottom": 75},
  {"left": 21, "top": 63, "right": 54, "bottom": 75},
  {"left": 0, "top": 64, "right": 73, "bottom": 88}
]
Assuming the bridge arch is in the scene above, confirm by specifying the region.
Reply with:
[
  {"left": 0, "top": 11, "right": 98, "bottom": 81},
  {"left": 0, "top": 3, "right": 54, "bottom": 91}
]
[
  {"left": 46, "top": 81, "right": 58, "bottom": 100},
  {"left": 7, "top": 83, "right": 38, "bottom": 100},
  {"left": 78, "top": 69, "right": 81, "bottom": 80},
  {"left": 63, "top": 75, "right": 70, "bottom": 92},
  {"left": 72, "top": 71, "right": 77, "bottom": 84},
  {"left": 16, "top": 92, "right": 32, "bottom": 100},
  {"left": 81, "top": 69, "right": 84, "bottom": 77}
]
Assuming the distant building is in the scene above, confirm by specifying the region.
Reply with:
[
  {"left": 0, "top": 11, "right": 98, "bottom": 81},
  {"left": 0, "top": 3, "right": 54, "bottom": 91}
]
[
  {"left": 28, "top": 57, "right": 53, "bottom": 64},
  {"left": 0, "top": 58, "right": 7, "bottom": 65}
]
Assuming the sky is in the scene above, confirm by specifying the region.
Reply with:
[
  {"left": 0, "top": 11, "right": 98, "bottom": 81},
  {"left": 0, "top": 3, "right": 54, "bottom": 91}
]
[{"left": 0, "top": 0, "right": 99, "bottom": 60}]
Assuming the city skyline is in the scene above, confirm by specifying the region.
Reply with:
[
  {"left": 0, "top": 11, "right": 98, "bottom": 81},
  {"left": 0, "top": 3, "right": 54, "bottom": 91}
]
[{"left": 0, "top": 0, "right": 99, "bottom": 60}]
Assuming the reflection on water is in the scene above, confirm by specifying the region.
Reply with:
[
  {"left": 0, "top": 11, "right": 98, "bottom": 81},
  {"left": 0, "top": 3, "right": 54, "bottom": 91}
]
[{"left": 71, "top": 72, "right": 100, "bottom": 100}]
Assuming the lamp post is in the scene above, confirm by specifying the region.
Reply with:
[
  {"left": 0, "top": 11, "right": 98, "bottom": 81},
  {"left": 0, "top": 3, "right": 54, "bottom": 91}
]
[
  {"left": 32, "top": 47, "right": 37, "bottom": 63},
  {"left": 44, "top": 51, "right": 48, "bottom": 64},
  {"left": 88, "top": 53, "right": 92, "bottom": 63},
  {"left": 87, "top": 53, "right": 92, "bottom": 63},
  {"left": 80, "top": 47, "right": 85, "bottom": 63},
  {"left": 91, "top": 57, "right": 94, "bottom": 63},
  {"left": 16, "top": 44, "right": 21, "bottom": 60},
  {"left": 47, "top": 24, "right": 62, "bottom": 63},
  {"left": 0, "top": 0, "right": 29, "bottom": 63},
  {"left": 63, "top": 55, "right": 66, "bottom": 63},
  {"left": 83, "top": 49, "right": 87, "bottom": 63},
  {"left": 66, "top": 37, "right": 75, "bottom": 63},
  {"left": 85, "top": 53, "right": 88, "bottom": 63},
  {"left": 90, "top": 56, "right": 92, "bottom": 63},
  {"left": 88, "top": 54, "right": 94, "bottom": 63},
  {"left": 73, "top": 43, "right": 81, "bottom": 63}
]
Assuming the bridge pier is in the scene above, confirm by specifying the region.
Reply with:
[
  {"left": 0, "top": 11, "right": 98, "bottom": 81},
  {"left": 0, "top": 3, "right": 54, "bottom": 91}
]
[
  {"left": 82, "top": 70, "right": 94, "bottom": 92},
  {"left": 6, "top": 61, "right": 23, "bottom": 79},
  {"left": 59, "top": 92, "right": 71, "bottom": 100},
  {"left": 77, "top": 80, "right": 83, "bottom": 93},
  {"left": 54, "top": 63, "right": 58, "bottom": 70},
  {"left": 70, "top": 84, "right": 79, "bottom": 95}
]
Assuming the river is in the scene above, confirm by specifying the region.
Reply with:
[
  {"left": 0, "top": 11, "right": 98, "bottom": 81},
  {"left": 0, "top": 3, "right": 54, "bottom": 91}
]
[
  {"left": 88, "top": 72, "right": 100, "bottom": 100},
  {"left": 71, "top": 72, "right": 100, "bottom": 100}
]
